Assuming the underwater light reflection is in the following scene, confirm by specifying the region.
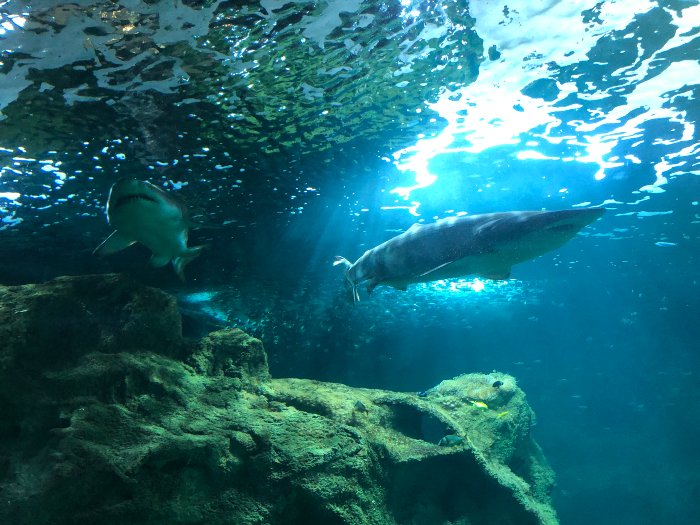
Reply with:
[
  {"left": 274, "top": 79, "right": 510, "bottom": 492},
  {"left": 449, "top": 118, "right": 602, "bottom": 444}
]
[
  {"left": 387, "top": 0, "right": 697, "bottom": 213},
  {"left": 0, "top": 191, "right": 23, "bottom": 229},
  {"left": 419, "top": 278, "right": 511, "bottom": 296},
  {"left": 0, "top": 192, "right": 21, "bottom": 201},
  {"left": 393, "top": 277, "right": 537, "bottom": 309},
  {"left": 0, "top": 14, "right": 26, "bottom": 35}
]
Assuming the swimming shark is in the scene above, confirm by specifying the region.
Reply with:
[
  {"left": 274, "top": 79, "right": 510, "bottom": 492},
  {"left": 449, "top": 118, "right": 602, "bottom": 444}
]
[
  {"left": 334, "top": 208, "right": 605, "bottom": 302},
  {"left": 93, "top": 178, "right": 204, "bottom": 281}
]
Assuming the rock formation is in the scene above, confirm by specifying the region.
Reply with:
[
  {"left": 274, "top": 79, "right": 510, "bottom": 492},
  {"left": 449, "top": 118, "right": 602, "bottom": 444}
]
[{"left": 0, "top": 274, "right": 558, "bottom": 524}]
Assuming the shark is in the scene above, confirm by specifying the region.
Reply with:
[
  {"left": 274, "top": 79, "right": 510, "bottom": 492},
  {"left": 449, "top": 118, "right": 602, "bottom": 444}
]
[
  {"left": 93, "top": 178, "right": 204, "bottom": 281},
  {"left": 334, "top": 208, "right": 605, "bottom": 302}
]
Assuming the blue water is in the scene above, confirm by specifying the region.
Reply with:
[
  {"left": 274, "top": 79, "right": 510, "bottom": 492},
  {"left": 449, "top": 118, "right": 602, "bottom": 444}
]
[{"left": 1, "top": 1, "right": 699, "bottom": 523}]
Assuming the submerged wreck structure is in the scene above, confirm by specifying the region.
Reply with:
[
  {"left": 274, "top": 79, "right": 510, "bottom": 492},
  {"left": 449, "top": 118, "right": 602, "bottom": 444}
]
[{"left": 0, "top": 274, "right": 558, "bottom": 524}]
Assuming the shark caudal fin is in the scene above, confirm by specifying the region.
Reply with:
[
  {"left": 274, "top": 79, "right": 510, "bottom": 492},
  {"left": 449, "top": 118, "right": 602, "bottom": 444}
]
[
  {"left": 172, "top": 245, "right": 205, "bottom": 282},
  {"left": 333, "top": 256, "right": 360, "bottom": 304}
]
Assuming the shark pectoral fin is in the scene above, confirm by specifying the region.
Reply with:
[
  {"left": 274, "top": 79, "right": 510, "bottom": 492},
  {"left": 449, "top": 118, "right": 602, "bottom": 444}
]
[
  {"left": 150, "top": 254, "right": 171, "bottom": 268},
  {"left": 93, "top": 231, "right": 136, "bottom": 256},
  {"left": 172, "top": 245, "right": 205, "bottom": 282},
  {"left": 342, "top": 280, "right": 360, "bottom": 305}
]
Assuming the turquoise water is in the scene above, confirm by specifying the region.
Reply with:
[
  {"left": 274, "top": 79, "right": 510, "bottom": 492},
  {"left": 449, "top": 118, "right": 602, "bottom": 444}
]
[{"left": 1, "top": 1, "right": 699, "bottom": 523}]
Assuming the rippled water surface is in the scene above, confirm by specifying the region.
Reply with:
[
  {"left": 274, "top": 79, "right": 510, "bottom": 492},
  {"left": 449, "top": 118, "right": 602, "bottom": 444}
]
[{"left": 1, "top": 1, "right": 699, "bottom": 524}]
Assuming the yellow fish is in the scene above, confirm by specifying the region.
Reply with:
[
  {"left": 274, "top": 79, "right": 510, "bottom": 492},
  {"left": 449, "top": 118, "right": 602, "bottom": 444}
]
[{"left": 470, "top": 400, "right": 488, "bottom": 409}]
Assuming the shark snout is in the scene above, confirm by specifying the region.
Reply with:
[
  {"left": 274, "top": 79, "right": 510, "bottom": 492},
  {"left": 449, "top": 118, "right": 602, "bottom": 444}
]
[{"left": 111, "top": 177, "right": 148, "bottom": 193}]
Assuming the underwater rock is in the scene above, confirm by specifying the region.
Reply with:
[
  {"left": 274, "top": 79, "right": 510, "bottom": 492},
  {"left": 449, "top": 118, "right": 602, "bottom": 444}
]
[
  {"left": 0, "top": 274, "right": 558, "bottom": 525},
  {"left": 190, "top": 328, "right": 270, "bottom": 383},
  {"left": 0, "top": 274, "right": 182, "bottom": 397}
]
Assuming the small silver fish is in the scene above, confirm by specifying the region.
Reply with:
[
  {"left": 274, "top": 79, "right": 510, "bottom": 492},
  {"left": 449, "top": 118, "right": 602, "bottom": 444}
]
[{"left": 94, "top": 178, "right": 204, "bottom": 280}]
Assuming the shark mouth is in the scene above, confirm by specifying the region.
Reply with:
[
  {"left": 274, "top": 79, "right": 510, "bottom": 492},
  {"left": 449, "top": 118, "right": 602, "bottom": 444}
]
[{"left": 111, "top": 193, "right": 158, "bottom": 209}]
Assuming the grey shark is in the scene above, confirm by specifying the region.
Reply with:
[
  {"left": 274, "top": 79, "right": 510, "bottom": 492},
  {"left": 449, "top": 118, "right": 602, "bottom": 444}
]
[
  {"left": 334, "top": 208, "right": 605, "bottom": 302},
  {"left": 93, "top": 178, "right": 204, "bottom": 281}
]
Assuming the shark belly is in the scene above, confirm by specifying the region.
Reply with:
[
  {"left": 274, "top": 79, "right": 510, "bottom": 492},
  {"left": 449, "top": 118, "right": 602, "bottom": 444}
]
[{"left": 110, "top": 201, "right": 187, "bottom": 258}]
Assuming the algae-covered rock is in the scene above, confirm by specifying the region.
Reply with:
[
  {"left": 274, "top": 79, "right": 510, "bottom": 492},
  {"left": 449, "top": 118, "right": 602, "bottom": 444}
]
[
  {"left": 190, "top": 328, "right": 270, "bottom": 383},
  {"left": 0, "top": 274, "right": 558, "bottom": 525},
  {"left": 0, "top": 273, "right": 181, "bottom": 369}
]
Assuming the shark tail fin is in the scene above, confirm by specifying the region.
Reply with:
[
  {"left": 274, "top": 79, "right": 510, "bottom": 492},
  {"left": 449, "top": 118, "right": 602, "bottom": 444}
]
[
  {"left": 333, "top": 256, "right": 360, "bottom": 305},
  {"left": 172, "top": 245, "right": 205, "bottom": 282}
]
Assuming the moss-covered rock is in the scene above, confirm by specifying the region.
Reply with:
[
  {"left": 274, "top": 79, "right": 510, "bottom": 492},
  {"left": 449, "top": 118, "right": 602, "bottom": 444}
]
[
  {"left": 0, "top": 274, "right": 558, "bottom": 524},
  {"left": 190, "top": 329, "right": 270, "bottom": 383}
]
